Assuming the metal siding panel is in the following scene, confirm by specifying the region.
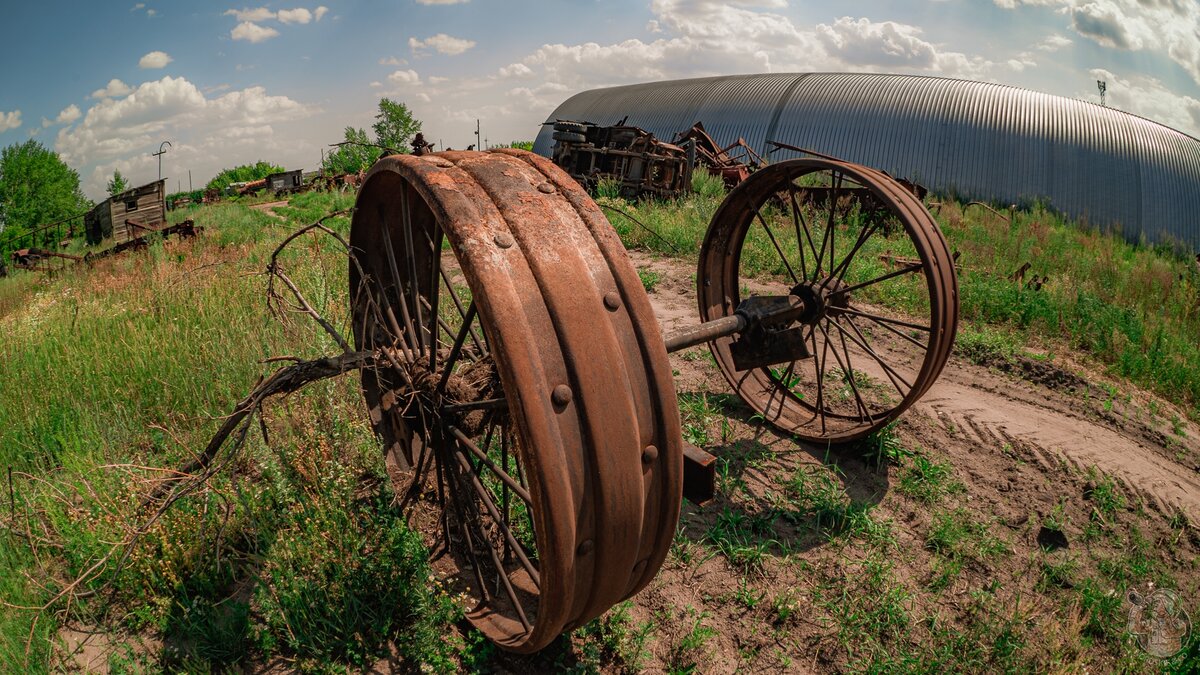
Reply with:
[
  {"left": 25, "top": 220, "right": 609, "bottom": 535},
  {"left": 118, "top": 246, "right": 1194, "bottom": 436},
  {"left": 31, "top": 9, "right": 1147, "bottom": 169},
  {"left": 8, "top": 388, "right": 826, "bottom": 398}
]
[{"left": 693, "top": 74, "right": 796, "bottom": 156}]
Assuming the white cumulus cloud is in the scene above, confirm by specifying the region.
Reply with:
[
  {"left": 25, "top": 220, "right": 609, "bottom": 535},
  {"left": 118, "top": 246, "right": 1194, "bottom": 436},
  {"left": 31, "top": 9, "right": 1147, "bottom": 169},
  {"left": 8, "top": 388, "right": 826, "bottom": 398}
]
[
  {"left": 409, "top": 33, "right": 476, "bottom": 56},
  {"left": 1, "top": 110, "right": 22, "bottom": 132},
  {"left": 314, "top": 5, "right": 328, "bottom": 21},
  {"left": 55, "top": 104, "right": 81, "bottom": 125},
  {"left": 55, "top": 75, "right": 316, "bottom": 198},
  {"left": 225, "top": 7, "right": 275, "bottom": 22},
  {"left": 138, "top": 50, "right": 172, "bottom": 69},
  {"left": 277, "top": 8, "right": 312, "bottom": 24},
  {"left": 91, "top": 79, "right": 134, "bottom": 99},
  {"left": 993, "top": 1, "right": 1200, "bottom": 87},
  {"left": 387, "top": 69, "right": 421, "bottom": 85},
  {"left": 231, "top": 21, "right": 280, "bottom": 43}
]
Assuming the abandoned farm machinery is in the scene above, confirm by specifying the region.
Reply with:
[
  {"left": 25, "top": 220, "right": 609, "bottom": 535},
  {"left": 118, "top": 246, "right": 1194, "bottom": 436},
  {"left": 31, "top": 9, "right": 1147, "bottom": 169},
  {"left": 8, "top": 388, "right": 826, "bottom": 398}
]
[{"left": 341, "top": 147, "right": 958, "bottom": 652}]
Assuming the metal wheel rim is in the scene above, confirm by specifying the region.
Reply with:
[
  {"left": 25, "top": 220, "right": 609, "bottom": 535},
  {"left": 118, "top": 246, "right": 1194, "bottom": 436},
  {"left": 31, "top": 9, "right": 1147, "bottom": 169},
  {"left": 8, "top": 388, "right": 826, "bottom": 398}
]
[
  {"left": 350, "top": 150, "right": 682, "bottom": 652},
  {"left": 697, "top": 157, "right": 959, "bottom": 443}
]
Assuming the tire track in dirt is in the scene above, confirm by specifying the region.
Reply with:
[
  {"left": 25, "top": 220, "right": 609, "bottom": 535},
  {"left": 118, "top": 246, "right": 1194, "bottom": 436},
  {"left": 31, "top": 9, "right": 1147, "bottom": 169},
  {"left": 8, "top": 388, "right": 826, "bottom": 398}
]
[{"left": 920, "top": 382, "right": 1200, "bottom": 519}]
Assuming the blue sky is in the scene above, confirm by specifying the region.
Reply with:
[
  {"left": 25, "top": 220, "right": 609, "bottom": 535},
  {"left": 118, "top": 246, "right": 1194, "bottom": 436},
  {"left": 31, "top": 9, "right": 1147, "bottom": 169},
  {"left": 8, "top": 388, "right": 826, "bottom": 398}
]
[{"left": 2, "top": 0, "right": 1198, "bottom": 200}]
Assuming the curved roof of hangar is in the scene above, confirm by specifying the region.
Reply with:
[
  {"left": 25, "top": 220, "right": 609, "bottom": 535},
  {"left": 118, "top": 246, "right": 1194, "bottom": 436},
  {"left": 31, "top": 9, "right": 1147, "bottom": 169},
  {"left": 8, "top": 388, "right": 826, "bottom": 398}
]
[{"left": 534, "top": 72, "right": 1200, "bottom": 250}]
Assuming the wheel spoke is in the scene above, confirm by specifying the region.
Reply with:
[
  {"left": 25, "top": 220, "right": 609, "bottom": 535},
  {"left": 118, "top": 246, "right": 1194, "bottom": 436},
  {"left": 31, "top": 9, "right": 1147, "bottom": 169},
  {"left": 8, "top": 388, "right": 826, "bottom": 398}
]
[
  {"left": 849, "top": 307, "right": 927, "bottom": 350},
  {"left": 814, "top": 325, "right": 831, "bottom": 433},
  {"left": 788, "top": 186, "right": 818, "bottom": 278},
  {"left": 830, "top": 262, "right": 922, "bottom": 298},
  {"left": 449, "top": 426, "right": 532, "bottom": 505},
  {"left": 837, "top": 306, "right": 930, "bottom": 333},
  {"left": 442, "top": 398, "right": 507, "bottom": 415},
  {"left": 817, "top": 321, "right": 870, "bottom": 422},
  {"left": 828, "top": 219, "right": 880, "bottom": 285},
  {"left": 439, "top": 447, "right": 491, "bottom": 602},
  {"left": 840, "top": 312, "right": 902, "bottom": 396},
  {"left": 451, "top": 444, "right": 541, "bottom": 588},
  {"left": 813, "top": 171, "right": 842, "bottom": 281},
  {"left": 427, "top": 223, "right": 443, "bottom": 371},
  {"left": 752, "top": 206, "right": 798, "bottom": 284},
  {"left": 436, "top": 301, "right": 478, "bottom": 395},
  {"left": 835, "top": 315, "right": 912, "bottom": 397},
  {"left": 440, "top": 267, "right": 487, "bottom": 356},
  {"left": 377, "top": 204, "right": 421, "bottom": 356},
  {"left": 399, "top": 187, "right": 427, "bottom": 357}
]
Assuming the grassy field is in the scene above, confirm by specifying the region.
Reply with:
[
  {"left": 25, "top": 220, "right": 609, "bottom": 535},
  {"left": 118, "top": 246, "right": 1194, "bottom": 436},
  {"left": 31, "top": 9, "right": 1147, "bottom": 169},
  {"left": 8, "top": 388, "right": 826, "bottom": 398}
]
[{"left": 0, "top": 174, "right": 1197, "bottom": 672}]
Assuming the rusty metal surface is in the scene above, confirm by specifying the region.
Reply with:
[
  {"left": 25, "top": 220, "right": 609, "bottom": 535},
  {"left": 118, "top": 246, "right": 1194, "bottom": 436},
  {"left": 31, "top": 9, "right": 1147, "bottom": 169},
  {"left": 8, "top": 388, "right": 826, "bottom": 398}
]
[
  {"left": 549, "top": 120, "right": 692, "bottom": 199},
  {"left": 681, "top": 443, "right": 716, "bottom": 506},
  {"left": 697, "top": 156, "right": 959, "bottom": 443},
  {"left": 674, "top": 121, "right": 763, "bottom": 189},
  {"left": 349, "top": 149, "right": 681, "bottom": 652}
]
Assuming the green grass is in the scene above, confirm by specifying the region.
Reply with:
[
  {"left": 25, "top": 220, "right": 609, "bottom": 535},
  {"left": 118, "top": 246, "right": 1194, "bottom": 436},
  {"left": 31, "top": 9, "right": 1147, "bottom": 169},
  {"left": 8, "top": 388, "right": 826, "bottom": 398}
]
[
  {"left": 896, "top": 454, "right": 964, "bottom": 505},
  {"left": 0, "top": 193, "right": 457, "bottom": 672}
]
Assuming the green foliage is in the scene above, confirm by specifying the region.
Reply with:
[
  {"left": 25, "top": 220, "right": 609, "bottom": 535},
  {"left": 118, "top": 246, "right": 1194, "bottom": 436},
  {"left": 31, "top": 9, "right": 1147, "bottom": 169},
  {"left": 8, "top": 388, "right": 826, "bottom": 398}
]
[
  {"left": 505, "top": 140, "right": 534, "bottom": 151},
  {"left": 166, "top": 189, "right": 204, "bottom": 207},
  {"left": 637, "top": 267, "right": 662, "bottom": 293},
  {"left": 321, "top": 99, "right": 424, "bottom": 176},
  {"left": 897, "top": 455, "right": 964, "bottom": 504},
  {"left": 106, "top": 169, "right": 130, "bottom": 197},
  {"left": 204, "top": 160, "right": 285, "bottom": 192},
  {"left": 0, "top": 139, "right": 91, "bottom": 254},
  {"left": 251, "top": 497, "right": 458, "bottom": 667},
  {"left": 322, "top": 127, "right": 378, "bottom": 175},
  {"left": 859, "top": 422, "right": 913, "bottom": 466},
  {"left": 372, "top": 98, "right": 422, "bottom": 152}
]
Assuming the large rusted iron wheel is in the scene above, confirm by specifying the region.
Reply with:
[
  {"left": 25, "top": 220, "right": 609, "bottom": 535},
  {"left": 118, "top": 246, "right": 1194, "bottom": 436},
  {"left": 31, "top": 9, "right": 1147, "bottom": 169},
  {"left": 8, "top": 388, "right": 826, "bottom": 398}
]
[
  {"left": 698, "top": 157, "right": 959, "bottom": 443},
  {"left": 349, "top": 149, "right": 682, "bottom": 652}
]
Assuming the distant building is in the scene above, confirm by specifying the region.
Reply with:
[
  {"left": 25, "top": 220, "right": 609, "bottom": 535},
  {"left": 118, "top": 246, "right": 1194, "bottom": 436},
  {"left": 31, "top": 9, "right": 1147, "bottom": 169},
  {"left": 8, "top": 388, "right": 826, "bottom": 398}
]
[
  {"left": 84, "top": 179, "right": 166, "bottom": 245},
  {"left": 536, "top": 73, "right": 1200, "bottom": 250}
]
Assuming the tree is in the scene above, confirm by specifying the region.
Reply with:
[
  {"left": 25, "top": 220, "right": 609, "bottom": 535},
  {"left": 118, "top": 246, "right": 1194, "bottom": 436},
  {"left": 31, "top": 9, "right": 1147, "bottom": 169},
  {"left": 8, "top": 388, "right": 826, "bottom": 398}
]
[
  {"left": 321, "top": 98, "right": 424, "bottom": 176},
  {"left": 107, "top": 169, "right": 130, "bottom": 196},
  {"left": 205, "top": 161, "right": 285, "bottom": 193},
  {"left": 0, "top": 140, "right": 91, "bottom": 252},
  {"left": 372, "top": 98, "right": 422, "bottom": 152},
  {"left": 322, "top": 127, "right": 378, "bottom": 175}
]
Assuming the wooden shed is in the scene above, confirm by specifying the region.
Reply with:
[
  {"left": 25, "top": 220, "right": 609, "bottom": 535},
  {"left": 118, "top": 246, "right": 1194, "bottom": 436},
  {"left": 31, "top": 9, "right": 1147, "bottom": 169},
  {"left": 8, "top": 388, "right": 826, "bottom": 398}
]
[{"left": 84, "top": 179, "right": 166, "bottom": 245}]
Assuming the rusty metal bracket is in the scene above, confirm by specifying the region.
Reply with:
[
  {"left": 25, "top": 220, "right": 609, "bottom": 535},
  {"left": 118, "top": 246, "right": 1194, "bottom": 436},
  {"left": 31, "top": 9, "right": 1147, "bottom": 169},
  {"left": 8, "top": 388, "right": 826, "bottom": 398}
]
[{"left": 682, "top": 443, "right": 716, "bottom": 506}]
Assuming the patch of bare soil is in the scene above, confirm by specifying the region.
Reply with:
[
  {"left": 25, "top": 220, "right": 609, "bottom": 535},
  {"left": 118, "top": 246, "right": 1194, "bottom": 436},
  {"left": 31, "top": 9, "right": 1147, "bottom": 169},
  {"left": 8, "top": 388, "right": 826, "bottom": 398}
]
[{"left": 250, "top": 200, "right": 290, "bottom": 220}]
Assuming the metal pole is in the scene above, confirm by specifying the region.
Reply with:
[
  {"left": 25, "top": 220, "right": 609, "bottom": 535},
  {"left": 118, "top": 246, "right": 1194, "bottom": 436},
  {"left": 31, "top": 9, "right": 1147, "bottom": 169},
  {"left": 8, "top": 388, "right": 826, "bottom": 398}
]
[
  {"left": 188, "top": 170, "right": 192, "bottom": 192},
  {"left": 475, "top": 120, "right": 480, "bottom": 151},
  {"left": 152, "top": 141, "right": 172, "bottom": 181}
]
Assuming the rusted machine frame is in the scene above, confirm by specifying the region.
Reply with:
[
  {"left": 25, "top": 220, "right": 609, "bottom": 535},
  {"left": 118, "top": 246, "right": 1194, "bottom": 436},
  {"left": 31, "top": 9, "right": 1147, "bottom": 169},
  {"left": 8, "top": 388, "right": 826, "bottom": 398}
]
[
  {"left": 549, "top": 121, "right": 693, "bottom": 198},
  {"left": 674, "top": 121, "right": 764, "bottom": 189}
]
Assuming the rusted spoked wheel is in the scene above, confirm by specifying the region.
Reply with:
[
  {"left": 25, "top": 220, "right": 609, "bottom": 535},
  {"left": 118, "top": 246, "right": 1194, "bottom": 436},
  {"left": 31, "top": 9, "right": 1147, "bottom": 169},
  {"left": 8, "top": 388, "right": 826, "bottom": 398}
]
[
  {"left": 349, "top": 149, "right": 682, "bottom": 653},
  {"left": 698, "top": 157, "right": 958, "bottom": 443}
]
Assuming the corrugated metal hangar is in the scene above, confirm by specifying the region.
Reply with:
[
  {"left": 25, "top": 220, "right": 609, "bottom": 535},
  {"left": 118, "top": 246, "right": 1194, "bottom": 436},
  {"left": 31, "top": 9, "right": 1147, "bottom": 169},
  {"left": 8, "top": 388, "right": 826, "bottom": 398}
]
[{"left": 534, "top": 73, "right": 1200, "bottom": 251}]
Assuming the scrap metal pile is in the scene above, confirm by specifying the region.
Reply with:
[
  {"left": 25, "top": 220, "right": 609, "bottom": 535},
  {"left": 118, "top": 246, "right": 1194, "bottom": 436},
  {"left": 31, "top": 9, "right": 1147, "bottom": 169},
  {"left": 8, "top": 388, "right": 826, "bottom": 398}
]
[
  {"left": 548, "top": 118, "right": 769, "bottom": 198},
  {"left": 549, "top": 120, "right": 693, "bottom": 198}
]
